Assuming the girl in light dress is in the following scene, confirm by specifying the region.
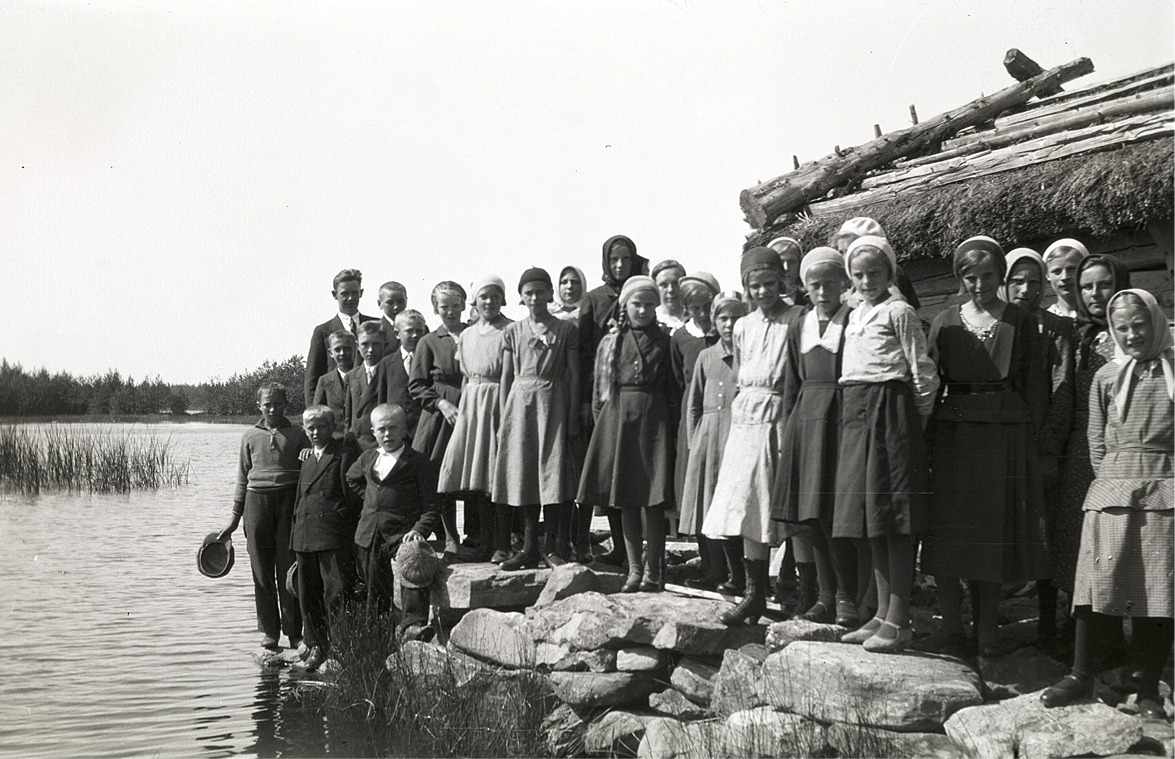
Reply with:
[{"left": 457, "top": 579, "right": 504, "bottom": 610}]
[
  {"left": 1054, "top": 255, "right": 1132, "bottom": 595},
  {"left": 578, "top": 276, "right": 679, "bottom": 592},
  {"left": 834, "top": 237, "right": 938, "bottom": 653},
  {"left": 703, "top": 248, "right": 803, "bottom": 625},
  {"left": 678, "top": 290, "right": 744, "bottom": 591},
  {"left": 494, "top": 268, "right": 582, "bottom": 569},
  {"left": 437, "top": 276, "right": 511, "bottom": 563},
  {"left": 1041, "top": 289, "right": 1172, "bottom": 719}
]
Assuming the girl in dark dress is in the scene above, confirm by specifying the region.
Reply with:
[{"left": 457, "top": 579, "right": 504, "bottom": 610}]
[
  {"left": 578, "top": 275, "right": 679, "bottom": 591},
  {"left": 922, "top": 236, "right": 1051, "bottom": 657},
  {"left": 409, "top": 281, "right": 468, "bottom": 558}
]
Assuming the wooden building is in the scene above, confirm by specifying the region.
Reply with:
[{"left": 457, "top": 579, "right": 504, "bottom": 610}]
[{"left": 741, "top": 55, "right": 1174, "bottom": 317}]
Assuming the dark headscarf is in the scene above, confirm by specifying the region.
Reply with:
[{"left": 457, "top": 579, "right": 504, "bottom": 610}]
[
  {"left": 600, "top": 235, "right": 649, "bottom": 288},
  {"left": 1074, "top": 254, "right": 1131, "bottom": 369}
]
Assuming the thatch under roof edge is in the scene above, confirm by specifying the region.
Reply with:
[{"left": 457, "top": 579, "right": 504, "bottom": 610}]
[{"left": 747, "top": 138, "right": 1174, "bottom": 261}]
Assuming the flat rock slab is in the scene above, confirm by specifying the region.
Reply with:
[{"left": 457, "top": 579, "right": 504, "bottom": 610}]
[
  {"left": 252, "top": 647, "right": 304, "bottom": 668},
  {"left": 944, "top": 690, "right": 1144, "bottom": 759},
  {"left": 547, "top": 671, "right": 660, "bottom": 709},
  {"left": 443, "top": 563, "right": 551, "bottom": 609},
  {"left": 826, "top": 723, "right": 966, "bottom": 758},
  {"left": 584, "top": 709, "right": 657, "bottom": 756},
  {"left": 650, "top": 689, "right": 711, "bottom": 720},
  {"left": 449, "top": 608, "right": 536, "bottom": 668},
  {"left": 527, "top": 591, "right": 734, "bottom": 655},
  {"left": 762, "top": 641, "right": 983, "bottom": 732},
  {"left": 978, "top": 646, "right": 1068, "bottom": 699},
  {"left": 671, "top": 658, "right": 720, "bottom": 705},
  {"left": 637, "top": 717, "right": 724, "bottom": 759},
  {"left": 535, "top": 564, "right": 600, "bottom": 607},
  {"left": 765, "top": 619, "right": 849, "bottom": 653}
]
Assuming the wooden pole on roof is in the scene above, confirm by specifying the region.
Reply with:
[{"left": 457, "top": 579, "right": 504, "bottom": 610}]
[
  {"left": 739, "top": 55, "right": 1095, "bottom": 229},
  {"left": 909, "top": 105, "right": 919, "bottom": 125},
  {"left": 1004, "top": 48, "right": 1065, "bottom": 97}
]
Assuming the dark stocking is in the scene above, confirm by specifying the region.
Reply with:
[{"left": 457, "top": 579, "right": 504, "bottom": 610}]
[{"left": 1131, "top": 617, "right": 1174, "bottom": 697}]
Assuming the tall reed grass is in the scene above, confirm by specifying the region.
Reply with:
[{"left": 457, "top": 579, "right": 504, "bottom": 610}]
[
  {"left": 0, "top": 424, "right": 190, "bottom": 494},
  {"left": 305, "top": 607, "right": 554, "bottom": 758}
]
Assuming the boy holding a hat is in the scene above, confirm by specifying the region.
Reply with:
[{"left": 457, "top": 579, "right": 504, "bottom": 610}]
[
  {"left": 219, "top": 383, "right": 308, "bottom": 651},
  {"left": 347, "top": 403, "right": 441, "bottom": 640}
]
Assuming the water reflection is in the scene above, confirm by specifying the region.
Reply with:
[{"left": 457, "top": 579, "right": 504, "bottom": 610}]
[{"left": 0, "top": 423, "right": 364, "bottom": 759}]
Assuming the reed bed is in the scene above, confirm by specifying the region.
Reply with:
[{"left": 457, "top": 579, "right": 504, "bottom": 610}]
[
  {"left": 307, "top": 607, "right": 554, "bottom": 758},
  {"left": 0, "top": 425, "right": 190, "bottom": 494}
]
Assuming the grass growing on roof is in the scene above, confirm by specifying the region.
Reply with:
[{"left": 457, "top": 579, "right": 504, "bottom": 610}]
[{"left": 750, "top": 139, "right": 1174, "bottom": 259}]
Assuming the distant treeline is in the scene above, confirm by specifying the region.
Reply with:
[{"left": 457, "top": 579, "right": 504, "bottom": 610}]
[{"left": 0, "top": 357, "right": 307, "bottom": 418}]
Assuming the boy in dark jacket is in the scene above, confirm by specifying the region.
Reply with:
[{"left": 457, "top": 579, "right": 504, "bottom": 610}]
[
  {"left": 346, "top": 403, "right": 440, "bottom": 637},
  {"left": 290, "top": 405, "right": 362, "bottom": 670}
]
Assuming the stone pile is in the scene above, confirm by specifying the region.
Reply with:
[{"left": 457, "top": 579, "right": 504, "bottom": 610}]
[{"left": 378, "top": 563, "right": 1172, "bottom": 758}]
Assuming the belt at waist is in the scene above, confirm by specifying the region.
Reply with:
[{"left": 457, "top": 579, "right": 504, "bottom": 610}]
[
  {"left": 1107, "top": 445, "right": 1172, "bottom": 456},
  {"left": 618, "top": 385, "right": 664, "bottom": 393},
  {"left": 464, "top": 375, "right": 500, "bottom": 384},
  {"left": 946, "top": 381, "right": 1014, "bottom": 395},
  {"left": 516, "top": 376, "right": 565, "bottom": 385},
  {"left": 802, "top": 380, "right": 841, "bottom": 388}
]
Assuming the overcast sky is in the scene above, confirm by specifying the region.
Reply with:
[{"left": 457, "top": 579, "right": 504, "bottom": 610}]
[{"left": 2, "top": 0, "right": 1171, "bottom": 383}]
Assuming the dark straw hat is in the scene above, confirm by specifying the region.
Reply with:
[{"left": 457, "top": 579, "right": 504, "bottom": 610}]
[{"left": 197, "top": 532, "right": 235, "bottom": 578}]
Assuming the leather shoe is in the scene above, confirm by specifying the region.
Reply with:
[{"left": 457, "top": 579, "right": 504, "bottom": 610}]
[
  {"left": 799, "top": 601, "right": 835, "bottom": 624},
  {"left": 1138, "top": 695, "right": 1169, "bottom": 720},
  {"left": 862, "top": 621, "right": 912, "bottom": 654},
  {"left": 500, "top": 550, "right": 541, "bottom": 571},
  {"left": 621, "top": 571, "right": 642, "bottom": 593},
  {"left": 303, "top": 646, "right": 327, "bottom": 672},
  {"left": 1040, "top": 674, "right": 1093, "bottom": 708}
]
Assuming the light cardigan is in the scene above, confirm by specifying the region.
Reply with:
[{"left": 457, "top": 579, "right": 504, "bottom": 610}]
[{"left": 839, "top": 295, "right": 939, "bottom": 416}]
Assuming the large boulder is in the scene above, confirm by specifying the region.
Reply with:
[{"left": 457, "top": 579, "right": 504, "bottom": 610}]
[
  {"left": 765, "top": 619, "right": 849, "bottom": 653},
  {"left": 448, "top": 608, "right": 536, "bottom": 669},
  {"left": 584, "top": 710, "right": 657, "bottom": 756},
  {"left": 444, "top": 562, "right": 551, "bottom": 609},
  {"left": 671, "top": 657, "right": 720, "bottom": 705},
  {"left": 977, "top": 646, "right": 1068, "bottom": 699},
  {"left": 547, "top": 671, "right": 660, "bottom": 709},
  {"left": 710, "top": 649, "right": 767, "bottom": 717},
  {"left": 535, "top": 563, "right": 600, "bottom": 607},
  {"left": 944, "top": 691, "right": 1144, "bottom": 758},
  {"left": 723, "top": 707, "right": 826, "bottom": 758},
  {"left": 636, "top": 717, "right": 723, "bottom": 759},
  {"left": 527, "top": 592, "right": 734, "bottom": 655},
  {"left": 762, "top": 642, "right": 983, "bottom": 732},
  {"left": 826, "top": 723, "right": 966, "bottom": 758}
]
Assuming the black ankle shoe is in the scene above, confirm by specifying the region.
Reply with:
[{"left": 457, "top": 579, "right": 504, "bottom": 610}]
[
  {"left": 799, "top": 601, "right": 836, "bottom": 624},
  {"left": 1138, "top": 695, "right": 1169, "bottom": 720},
  {"left": 685, "top": 576, "right": 719, "bottom": 591},
  {"left": 500, "top": 550, "right": 541, "bottom": 571},
  {"left": 1041, "top": 674, "right": 1093, "bottom": 708},
  {"left": 598, "top": 549, "right": 627, "bottom": 567},
  {"left": 716, "top": 580, "right": 745, "bottom": 596},
  {"left": 621, "top": 571, "right": 642, "bottom": 593}
]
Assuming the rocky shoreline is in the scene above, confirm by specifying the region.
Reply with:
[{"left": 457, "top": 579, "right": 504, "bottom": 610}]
[{"left": 262, "top": 559, "right": 1174, "bottom": 758}]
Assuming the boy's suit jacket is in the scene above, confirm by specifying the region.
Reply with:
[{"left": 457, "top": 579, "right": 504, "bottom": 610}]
[
  {"left": 346, "top": 445, "right": 440, "bottom": 550},
  {"left": 344, "top": 355, "right": 413, "bottom": 450},
  {"left": 312, "top": 369, "right": 349, "bottom": 423},
  {"left": 290, "top": 437, "right": 362, "bottom": 553},
  {"left": 305, "top": 312, "right": 378, "bottom": 406}
]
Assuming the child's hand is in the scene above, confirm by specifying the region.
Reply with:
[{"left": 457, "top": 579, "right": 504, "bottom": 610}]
[
  {"left": 298, "top": 448, "right": 312, "bottom": 462},
  {"left": 217, "top": 513, "right": 242, "bottom": 542},
  {"left": 403, "top": 530, "right": 424, "bottom": 543},
  {"left": 579, "top": 403, "right": 594, "bottom": 432},
  {"left": 438, "top": 399, "right": 459, "bottom": 425}
]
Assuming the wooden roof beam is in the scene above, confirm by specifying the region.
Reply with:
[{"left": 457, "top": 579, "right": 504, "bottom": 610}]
[{"left": 739, "top": 56, "right": 1095, "bottom": 229}]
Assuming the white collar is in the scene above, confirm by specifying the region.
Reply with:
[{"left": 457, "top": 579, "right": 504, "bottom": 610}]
[
  {"left": 684, "top": 319, "right": 707, "bottom": 338},
  {"left": 339, "top": 312, "right": 359, "bottom": 326},
  {"left": 846, "top": 294, "right": 896, "bottom": 334},
  {"left": 801, "top": 305, "right": 849, "bottom": 354}
]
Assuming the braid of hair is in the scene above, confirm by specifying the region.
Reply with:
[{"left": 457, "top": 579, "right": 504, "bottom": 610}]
[{"left": 603, "top": 308, "right": 631, "bottom": 404}]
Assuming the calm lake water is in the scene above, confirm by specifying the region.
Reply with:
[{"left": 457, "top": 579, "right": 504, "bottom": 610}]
[{"left": 0, "top": 423, "right": 365, "bottom": 758}]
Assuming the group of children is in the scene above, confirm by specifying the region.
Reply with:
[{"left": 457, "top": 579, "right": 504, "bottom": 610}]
[{"left": 222, "top": 223, "right": 1171, "bottom": 719}]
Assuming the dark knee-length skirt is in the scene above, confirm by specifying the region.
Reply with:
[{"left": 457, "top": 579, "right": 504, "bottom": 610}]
[{"left": 833, "top": 381, "right": 929, "bottom": 539}]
